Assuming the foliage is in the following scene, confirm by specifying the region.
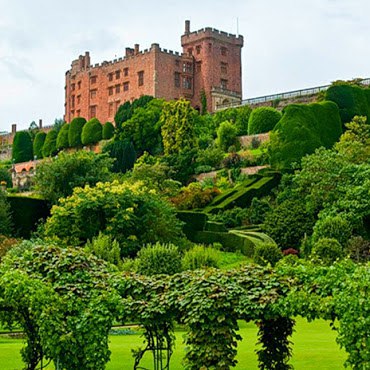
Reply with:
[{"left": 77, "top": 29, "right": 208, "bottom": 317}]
[
  {"left": 200, "top": 89, "right": 207, "bottom": 115},
  {"left": 161, "top": 99, "right": 198, "bottom": 156},
  {"left": 136, "top": 242, "right": 182, "bottom": 275},
  {"left": 216, "top": 120, "right": 238, "bottom": 151},
  {"left": 56, "top": 123, "right": 70, "bottom": 150},
  {"left": 347, "top": 236, "right": 370, "bottom": 263},
  {"left": 213, "top": 105, "right": 252, "bottom": 135},
  {"left": 42, "top": 129, "right": 58, "bottom": 157},
  {"left": 81, "top": 117, "right": 103, "bottom": 145},
  {"left": 311, "top": 238, "right": 343, "bottom": 264},
  {"left": 33, "top": 132, "right": 46, "bottom": 159},
  {"left": 12, "top": 131, "right": 33, "bottom": 163},
  {"left": 103, "top": 139, "right": 136, "bottom": 173},
  {"left": 263, "top": 199, "right": 315, "bottom": 250},
  {"left": 102, "top": 121, "right": 115, "bottom": 140},
  {"left": 247, "top": 197, "right": 272, "bottom": 225},
  {"left": 269, "top": 101, "right": 342, "bottom": 169},
  {"left": 35, "top": 150, "right": 113, "bottom": 204},
  {"left": 182, "top": 245, "right": 220, "bottom": 270},
  {"left": 28, "top": 121, "right": 39, "bottom": 141},
  {"left": 248, "top": 106, "right": 282, "bottom": 135},
  {"left": 0, "top": 166, "right": 12, "bottom": 188},
  {"left": 68, "top": 117, "right": 86, "bottom": 147},
  {"left": 195, "top": 145, "right": 224, "bottom": 169},
  {"left": 53, "top": 118, "right": 65, "bottom": 134},
  {"left": 43, "top": 180, "right": 183, "bottom": 257},
  {"left": 0, "top": 191, "right": 12, "bottom": 235},
  {"left": 222, "top": 152, "right": 242, "bottom": 168},
  {"left": 85, "top": 232, "right": 122, "bottom": 268},
  {"left": 253, "top": 243, "right": 282, "bottom": 266},
  {"left": 0, "top": 234, "right": 18, "bottom": 262}
]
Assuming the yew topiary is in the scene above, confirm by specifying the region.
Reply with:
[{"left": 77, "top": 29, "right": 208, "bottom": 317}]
[
  {"left": 81, "top": 118, "right": 102, "bottom": 145},
  {"left": 33, "top": 132, "right": 46, "bottom": 159},
  {"left": 248, "top": 107, "right": 282, "bottom": 135},
  {"left": 102, "top": 121, "right": 115, "bottom": 140},
  {"left": 68, "top": 117, "right": 86, "bottom": 147},
  {"left": 12, "top": 131, "right": 33, "bottom": 163}
]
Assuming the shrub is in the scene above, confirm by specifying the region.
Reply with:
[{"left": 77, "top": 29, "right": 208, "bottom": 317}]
[
  {"left": 182, "top": 245, "right": 220, "bottom": 270},
  {"left": 68, "top": 117, "right": 86, "bottom": 147},
  {"left": 102, "top": 121, "right": 115, "bottom": 140},
  {"left": 253, "top": 243, "right": 282, "bottom": 267},
  {"left": 216, "top": 120, "right": 238, "bottom": 151},
  {"left": 12, "top": 131, "right": 33, "bottom": 163},
  {"left": 0, "top": 167, "right": 12, "bottom": 188},
  {"left": 194, "top": 165, "right": 213, "bottom": 174},
  {"left": 347, "top": 236, "right": 370, "bottom": 263},
  {"left": 196, "top": 146, "right": 225, "bottom": 169},
  {"left": 81, "top": 118, "right": 103, "bottom": 145},
  {"left": 209, "top": 207, "right": 249, "bottom": 228},
  {"left": 103, "top": 139, "right": 136, "bottom": 173},
  {"left": 248, "top": 107, "right": 282, "bottom": 135},
  {"left": 136, "top": 242, "right": 182, "bottom": 275},
  {"left": 33, "top": 132, "right": 46, "bottom": 159},
  {"left": 42, "top": 129, "right": 58, "bottom": 157},
  {"left": 0, "top": 191, "right": 12, "bottom": 235},
  {"left": 222, "top": 153, "right": 242, "bottom": 169},
  {"left": 0, "top": 235, "right": 18, "bottom": 262},
  {"left": 312, "top": 238, "right": 343, "bottom": 264},
  {"left": 312, "top": 215, "right": 352, "bottom": 246},
  {"left": 56, "top": 124, "right": 70, "bottom": 150}
]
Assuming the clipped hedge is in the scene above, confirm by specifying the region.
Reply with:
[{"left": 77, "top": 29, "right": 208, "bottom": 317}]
[
  {"left": 7, "top": 195, "right": 50, "bottom": 238},
  {"left": 176, "top": 211, "right": 208, "bottom": 236},
  {"left": 325, "top": 83, "right": 370, "bottom": 124},
  {"left": 81, "top": 118, "right": 102, "bottom": 145},
  {"left": 56, "top": 124, "right": 70, "bottom": 150},
  {"left": 68, "top": 117, "right": 86, "bottom": 147},
  {"left": 33, "top": 132, "right": 46, "bottom": 159},
  {"left": 248, "top": 107, "right": 282, "bottom": 135},
  {"left": 102, "top": 121, "right": 115, "bottom": 140},
  {"left": 42, "top": 130, "right": 58, "bottom": 157},
  {"left": 269, "top": 101, "right": 342, "bottom": 169},
  {"left": 12, "top": 131, "right": 33, "bottom": 163}
]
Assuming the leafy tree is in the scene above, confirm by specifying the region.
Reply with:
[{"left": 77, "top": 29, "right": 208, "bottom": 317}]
[
  {"left": 12, "top": 131, "right": 33, "bottom": 163},
  {"left": 81, "top": 117, "right": 102, "bottom": 145},
  {"left": 43, "top": 180, "right": 183, "bottom": 256},
  {"left": 56, "top": 123, "right": 70, "bottom": 150},
  {"left": 216, "top": 120, "right": 238, "bottom": 151},
  {"left": 42, "top": 129, "right": 58, "bottom": 157},
  {"left": 248, "top": 106, "right": 282, "bottom": 135},
  {"left": 33, "top": 131, "right": 46, "bottom": 159},
  {"left": 35, "top": 151, "right": 113, "bottom": 204},
  {"left": 28, "top": 121, "right": 39, "bottom": 141},
  {"left": 103, "top": 139, "right": 136, "bottom": 173},
  {"left": 161, "top": 99, "right": 198, "bottom": 156},
  {"left": 68, "top": 117, "right": 86, "bottom": 147},
  {"left": 213, "top": 105, "right": 252, "bottom": 135},
  {"left": 0, "top": 190, "right": 12, "bottom": 235},
  {"left": 0, "top": 166, "right": 12, "bottom": 188},
  {"left": 102, "top": 121, "right": 115, "bottom": 140},
  {"left": 53, "top": 118, "right": 65, "bottom": 134}
]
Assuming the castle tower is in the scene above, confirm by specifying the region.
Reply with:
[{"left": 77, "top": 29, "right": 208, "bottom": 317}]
[{"left": 181, "top": 20, "right": 244, "bottom": 111}]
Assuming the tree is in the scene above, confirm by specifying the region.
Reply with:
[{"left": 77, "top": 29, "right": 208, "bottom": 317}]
[
  {"left": 102, "top": 121, "right": 115, "bottom": 140},
  {"left": 0, "top": 166, "right": 12, "bottom": 188},
  {"left": 28, "top": 121, "right": 39, "bottom": 141},
  {"left": 161, "top": 99, "right": 198, "bottom": 156},
  {"left": 248, "top": 106, "right": 282, "bottom": 135},
  {"left": 12, "top": 131, "right": 33, "bottom": 163},
  {"left": 33, "top": 132, "right": 46, "bottom": 159},
  {"left": 56, "top": 123, "right": 70, "bottom": 150},
  {"left": 43, "top": 180, "right": 183, "bottom": 257},
  {"left": 35, "top": 151, "right": 113, "bottom": 204},
  {"left": 103, "top": 139, "right": 136, "bottom": 173},
  {"left": 68, "top": 117, "right": 86, "bottom": 147},
  {"left": 216, "top": 120, "right": 238, "bottom": 151},
  {"left": 81, "top": 118, "right": 103, "bottom": 145},
  {"left": 0, "top": 190, "right": 12, "bottom": 235},
  {"left": 42, "top": 129, "right": 58, "bottom": 157}
]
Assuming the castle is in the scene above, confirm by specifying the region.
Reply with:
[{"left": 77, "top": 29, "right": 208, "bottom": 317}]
[{"left": 64, "top": 20, "right": 244, "bottom": 124}]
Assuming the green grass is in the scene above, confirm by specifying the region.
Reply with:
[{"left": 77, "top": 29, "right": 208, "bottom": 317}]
[{"left": 0, "top": 318, "right": 347, "bottom": 369}]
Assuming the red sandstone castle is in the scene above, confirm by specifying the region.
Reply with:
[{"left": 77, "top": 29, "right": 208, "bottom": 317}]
[{"left": 64, "top": 21, "right": 243, "bottom": 124}]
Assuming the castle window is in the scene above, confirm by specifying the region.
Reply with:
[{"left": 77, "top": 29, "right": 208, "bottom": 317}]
[
  {"left": 138, "top": 71, "right": 144, "bottom": 86},
  {"left": 175, "top": 60, "right": 180, "bottom": 67},
  {"left": 124, "top": 68, "right": 129, "bottom": 76},
  {"left": 196, "top": 45, "right": 201, "bottom": 54},
  {"left": 183, "top": 62, "right": 192, "bottom": 73},
  {"left": 90, "top": 89, "right": 97, "bottom": 99},
  {"left": 183, "top": 76, "right": 192, "bottom": 90},
  {"left": 71, "top": 83, "right": 75, "bottom": 91},
  {"left": 77, "top": 81, "right": 81, "bottom": 89},
  {"left": 71, "top": 95, "right": 75, "bottom": 108},
  {"left": 90, "top": 76, "right": 97, "bottom": 84},
  {"left": 115, "top": 100, "right": 121, "bottom": 113},
  {"left": 115, "top": 84, "right": 121, "bottom": 94},
  {"left": 115, "top": 70, "right": 121, "bottom": 79},
  {"left": 220, "top": 79, "right": 228, "bottom": 90},
  {"left": 77, "top": 95, "right": 81, "bottom": 104},
  {"left": 221, "top": 62, "right": 228, "bottom": 74},
  {"left": 76, "top": 109, "right": 81, "bottom": 117},
  {"left": 174, "top": 72, "right": 180, "bottom": 88},
  {"left": 123, "top": 82, "right": 129, "bottom": 91},
  {"left": 221, "top": 47, "right": 228, "bottom": 56},
  {"left": 196, "top": 61, "right": 202, "bottom": 73},
  {"left": 187, "top": 48, "right": 193, "bottom": 56},
  {"left": 109, "top": 87, "right": 114, "bottom": 96},
  {"left": 109, "top": 103, "right": 114, "bottom": 117},
  {"left": 108, "top": 73, "right": 113, "bottom": 82},
  {"left": 89, "top": 105, "right": 97, "bottom": 118}
]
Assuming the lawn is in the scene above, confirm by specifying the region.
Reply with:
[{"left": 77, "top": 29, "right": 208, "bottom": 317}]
[{"left": 0, "top": 318, "right": 346, "bottom": 369}]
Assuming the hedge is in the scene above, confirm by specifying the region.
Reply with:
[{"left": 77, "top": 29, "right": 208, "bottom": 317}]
[
  {"left": 68, "top": 117, "right": 86, "bottom": 147},
  {"left": 325, "top": 83, "right": 370, "bottom": 124},
  {"left": 42, "top": 130, "right": 58, "bottom": 157},
  {"left": 269, "top": 101, "right": 342, "bottom": 169},
  {"left": 33, "top": 132, "right": 46, "bottom": 159},
  {"left": 102, "top": 122, "right": 115, "bottom": 140},
  {"left": 56, "top": 124, "right": 70, "bottom": 150},
  {"left": 12, "top": 131, "right": 33, "bottom": 163},
  {"left": 248, "top": 107, "right": 282, "bottom": 135},
  {"left": 176, "top": 211, "right": 208, "bottom": 236},
  {"left": 7, "top": 195, "right": 50, "bottom": 238},
  {"left": 81, "top": 118, "right": 102, "bottom": 145}
]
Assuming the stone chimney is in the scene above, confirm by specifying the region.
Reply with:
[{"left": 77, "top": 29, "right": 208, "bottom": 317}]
[
  {"left": 125, "top": 47, "right": 134, "bottom": 57},
  {"left": 134, "top": 44, "right": 139, "bottom": 55},
  {"left": 38, "top": 119, "right": 42, "bottom": 129},
  {"left": 11, "top": 124, "right": 17, "bottom": 134},
  {"left": 185, "top": 20, "right": 190, "bottom": 35}
]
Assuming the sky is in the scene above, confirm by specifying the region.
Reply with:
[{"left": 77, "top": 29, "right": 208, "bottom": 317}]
[{"left": 0, "top": 0, "right": 369, "bottom": 132}]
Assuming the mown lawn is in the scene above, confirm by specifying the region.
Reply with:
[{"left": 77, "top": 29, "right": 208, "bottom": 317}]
[{"left": 0, "top": 318, "right": 346, "bottom": 369}]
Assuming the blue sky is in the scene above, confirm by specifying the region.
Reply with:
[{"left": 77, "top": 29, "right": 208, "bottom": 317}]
[{"left": 0, "top": 0, "right": 369, "bottom": 132}]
